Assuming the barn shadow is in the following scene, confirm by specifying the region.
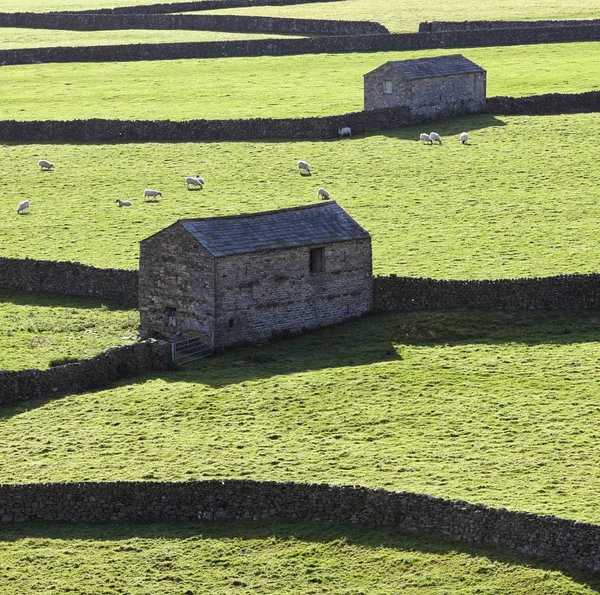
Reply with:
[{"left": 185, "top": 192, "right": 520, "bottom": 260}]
[{"left": 0, "top": 520, "right": 597, "bottom": 592}]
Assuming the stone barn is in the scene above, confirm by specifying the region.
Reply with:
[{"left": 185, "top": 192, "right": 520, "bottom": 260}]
[
  {"left": 364, "top": 54, "right": 486, "bottom": 120},
  {"left": 139, "top": 201, "right": 373, "bottom": 350}
]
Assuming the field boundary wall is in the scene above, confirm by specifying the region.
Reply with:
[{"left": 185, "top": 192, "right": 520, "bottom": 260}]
[
  {"left": 0, "top": 257, "right": 138, "bottom": 303},
  {"left": 0, "top": 13, "right": 389, "bottom": 36},
  {"left": 0, "top": 479, "right": 598, "bottom": 571},
  {"left": 1, "top": 24, "right": 600, "bottom": 64},
  {"left": 419, "top": 19, "right": 600, "bottom": 32},
  {"left": 0, "top": 340, "right": 172, "bottom": 404},
  {"left": 373, "top": 273, "right": 600, "bottom": 312}
]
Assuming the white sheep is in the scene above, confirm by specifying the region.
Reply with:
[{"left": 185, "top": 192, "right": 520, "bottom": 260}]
[
  {"left": 185, "top": 175, "right": 204, "bottom": 190},
  {"left": 143, "top": 189, "right": 162, "bottom": 200},
  {"left": 460, "top": 132, "right": 469, "bottom": 144},
  {"left": 430, "top": 132, "right": 442, "bottom": 144},
  {"left": 116, "top": 199, "right": 132, "bottom": 207},
  {"left": 16, "top": 200, "right": 30, "bottom": 214},
  {"left": 38, "top": 159, "right": 54, "bottom": 170},
  {"left": 338, "top": 127, "right": 352, "bottom": 137},
  {"left": 419, "top": 133, "right": 432, "bottom": 145},
  {"left": 297, "top": 160, "right": 311, "bottom": 175},
  {"left": 317, "top": 188, "right": 330, "bottom": 200}
]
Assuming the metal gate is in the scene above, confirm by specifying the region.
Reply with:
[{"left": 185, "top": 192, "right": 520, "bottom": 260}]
[{"left": 171, "top": 336, "right": 214, "bottom": 365}]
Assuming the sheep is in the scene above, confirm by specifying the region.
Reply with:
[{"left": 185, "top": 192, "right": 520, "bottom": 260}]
[
  {"left": 185, "top": 175, "right": 204, "bottom": 190},
  {"left": 460, "top": 132, "right": 469, "bottom": 145},
  {"left": 297, "top": 160, "right": 311, "bottom": 175},
  {"left": 116, "top": 199, "right": 132, "bottom": 207},
  {"left": 338, "top": 126, "right": 352, "bottom": 137},
  {"left": 16, "top": 200, "right": 30, "bottom": 214},
  {"left": 38, "top": 159, "right": 54, "bottom": 171},
  {"left": 317, "top": 188, "right": 330, "bottom": 200},
  {"left": 143, "top": 189, "right": 162, "bottom": 200},
  {"left": 430, "top": 132, "right": 442, "bottom": 144},
  {"left": 419, "top": 133, "right": 432, "bottom": 145}
]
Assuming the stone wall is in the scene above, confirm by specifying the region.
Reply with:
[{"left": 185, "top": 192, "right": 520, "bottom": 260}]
[
  {"left": 486, "top": 90, "right": 600, "bottom": 115},
  {"left": 0, "top": 24, "right": 599, "bottom": 65},
  {"left": 214, "top": 239, "right": 373, "bottom": 349},
  {"left": 0, "top": 107, "right": 412, "bottom": 143},
  {"left": 420, "top": 18, "right": 600, "bottom": 32},
  {"left": 372, "top": 273, "right": 600, "bottom": 313},
  {"left": 0, "top": 257, "right": 138, "bottom": 304},
  {"left": 0, "top": 340, "right": 172, "bottom": 405},
  {"left": 0, "top": 12, "right": 389, "bottom": 36},
  {"left": 0, "top": 479, "right": 598, "bottom": 571}
]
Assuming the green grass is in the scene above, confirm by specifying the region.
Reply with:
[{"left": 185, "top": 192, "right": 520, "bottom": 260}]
[
  {"left": 0, "top": 43, "right": 599, "bottom": 121},
  {"left": 201, "top": 0, "right": 600, "bottom": 33},
  {"left": 3, "top": 309, "right": 600, "bottom": 524},
  {"left": 0, "top": 291, "right": 138, "bottom": 370},
  {"left": 1, "top": 112, "right": 600, "bottom": 279},
  {"left": 0, "top": 28, "right": 304, "bottom": 50},
  {"left": 1, "top": 521, "right": 597, "bottom": 595}
]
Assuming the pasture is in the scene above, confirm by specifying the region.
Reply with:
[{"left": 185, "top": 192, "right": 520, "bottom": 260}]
[
  {"left": 0, "top": 42, "right": 599, "bottom": 121},
  {"left": 2, "top": 522, "right": 598, "bottom": 595},
  {"left": 4, "top": 309, "right": 600, "bottom": 525},
  {"left": 1, "top": 112, "right": 600, "bottom": 279},
  {"left": 0, "top": 291, "right": 137, "bottom": 370}
]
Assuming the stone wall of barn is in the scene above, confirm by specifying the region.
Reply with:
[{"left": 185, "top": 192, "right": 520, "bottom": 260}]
[
  {"left": 139, "top": 224, "right": 216, "bottom": 345},
  {"left": 213, "top": 239, "right": 373, "bottom": 349}
]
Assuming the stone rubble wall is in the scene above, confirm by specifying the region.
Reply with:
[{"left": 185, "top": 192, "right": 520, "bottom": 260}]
[
  {"left": 0, "top": 257, "right": 139, "bottom": 304},
  {"left": 0, "top": 340, "right": 172, "bottom": 405},
  {"left": 0, "top": 479, "right": 598, "bottom": 572},
  {"left": 486, "top": 90, "right": 600, "bottom": 115},
  {"left": 419, "top": 18, "right": 600, "bottom": 32}
]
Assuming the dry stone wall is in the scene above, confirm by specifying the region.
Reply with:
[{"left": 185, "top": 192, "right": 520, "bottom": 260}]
[
  {"left": 373, "top": 274, "right": 600, "bottom": 313},
  {"left": 420, "top": 18, "right": 600, "bottom": 32},
  {"left": 0, "top": 479, "right": 598, "bottom": 572},
  {"left": 0, "top": 340, "right": 172, "bottom": 405},
  {"left": 0, "top": 257, "right": 138, "bottom": 304},
  {"left": 486, "top": 90, "right": 600, "bottom": 115}
]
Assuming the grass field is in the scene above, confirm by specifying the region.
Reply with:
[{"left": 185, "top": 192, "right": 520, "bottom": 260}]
[
  {"left": 0, "top": 291, "right": 137, "bottom": 370},
  {"left": 0, "top": 28, "right": 304, "bottom": 50},
  {"left": 1, "top": 112, "right": 599, "bottom": 279},
  {"left": 0, "top": 42, "right": 599, "bottom": 121},
  {"left": 3, "top": 309, "right": 600, "bottom": 525},
  {"left": 1, "top": 521, "right": 597, "bottom": 595}
]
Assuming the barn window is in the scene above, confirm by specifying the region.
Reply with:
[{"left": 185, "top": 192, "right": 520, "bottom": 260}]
[
  {"left": 309, "top": 247, "right": 325, "bottom": 274},
  {"left": 165, "top": 307, "right": 177, "bottom": 327},
  {"left": 383, "top": 80, "right": 393, "bottom": 94}
]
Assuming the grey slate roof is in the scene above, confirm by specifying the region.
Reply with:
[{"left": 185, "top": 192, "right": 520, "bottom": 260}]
[
  {"left": 179, "top": 201, "right": 370, "bottom": 257},
  {"left": 380, "top": 54, "right": 484, "bottom": 80}
]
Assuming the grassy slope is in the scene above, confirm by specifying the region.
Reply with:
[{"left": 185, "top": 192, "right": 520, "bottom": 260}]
[
  {"left": 3, "top": 309, "right": 600, "bottom": 524},
  {"left": 202, "top": 0, "right": 600, "bottom": 33},
  {"left": 1, "top": 112, "right": 599, "bottom": 279},
  {"left": 1, "top": 522, "right": 597, "bottom": 595},
  {"left": 0, "top": 29, "right": 303, "bottom": 50},
  {"left": 0, "top": 291, "right": 138, "bottom": 371},
  {"left": 0, "top": 43, "right": 598, "bottom": 121}
]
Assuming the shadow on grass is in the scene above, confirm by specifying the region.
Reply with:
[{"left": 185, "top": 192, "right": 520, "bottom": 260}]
[
  {"left": 0, "top": 520, "right": 597, "bottom": 591},
  {"left": 0, "top": 289, "right": 136, "bottom": 311}
]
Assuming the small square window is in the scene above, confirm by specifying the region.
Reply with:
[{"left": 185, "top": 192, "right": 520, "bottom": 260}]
[
  {"left": 383, "top": 80, "right": 393, "bottom": 94},
  {"left": 165, "top": 307, "right": 177, "bottom": 327},
  {"left": 309, "top": 247, "right": 325, "bottom": 274},
  {"left": 228, "top": 318, "right": 235, "bottom": 329}
]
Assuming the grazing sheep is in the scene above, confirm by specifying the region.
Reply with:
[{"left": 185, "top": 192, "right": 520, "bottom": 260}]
[
  {"left": 185, "top": 175, "right": 204, "bottom": 190},
  {"left": 460, "top": 132, "right": 469, "bottom": 144},
  {"left": 38, "top": 159, "right": 54, "bottom": 170},
  {"left": 297, "top": 160, "right": 311, "bottom": 175},
  {"left": 116, "top": 199, "right": 132, "bottom": 207},
  {"left": 16, "top": 200, "right": 30, "bottom": 214},
  {"left": 317, "top": 188, "right": 330, "bottom": 200},
  {"left": 338, "top": 126, "right": 352, "bottom": 137},
  {"left": 430, "top": 132, "right": 442, "bottom": 144},
  {"left": 419, "top": 133, "right": 432, "bottom": 145},
  {"left": 143, "top": 189, "right": 162, "bottom": 200}
]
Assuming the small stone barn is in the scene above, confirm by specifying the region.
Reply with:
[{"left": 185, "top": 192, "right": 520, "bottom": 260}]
[
  {"left": 139, "top": 202, "right": 373, "bottom": 350},
  {"left": 363, "top": 54, "right": 486, "bottom": 120}
]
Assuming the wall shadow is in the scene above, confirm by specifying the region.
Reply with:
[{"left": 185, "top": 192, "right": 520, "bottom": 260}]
[
  {"left": 0, "top": 289, "right": 136, "bottom": 311},
  {"left": 0, "top": 520, "right": 597, "bottom": 591}
]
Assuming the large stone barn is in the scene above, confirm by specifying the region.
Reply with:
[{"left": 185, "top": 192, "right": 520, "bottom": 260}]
[
  {"left": 364, "top": 54, "right": 486, "bottom": 120},
  {"left": 139, "top": 202, "right": 373, "bottom": 350}
]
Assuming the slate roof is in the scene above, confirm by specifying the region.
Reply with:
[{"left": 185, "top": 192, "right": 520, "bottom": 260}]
[
  {"left": 373, "top": 54, "right": 484, "bottom": 80},
  {"left": 178, "top": 201, "right": 370, "bottom": 257}
]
